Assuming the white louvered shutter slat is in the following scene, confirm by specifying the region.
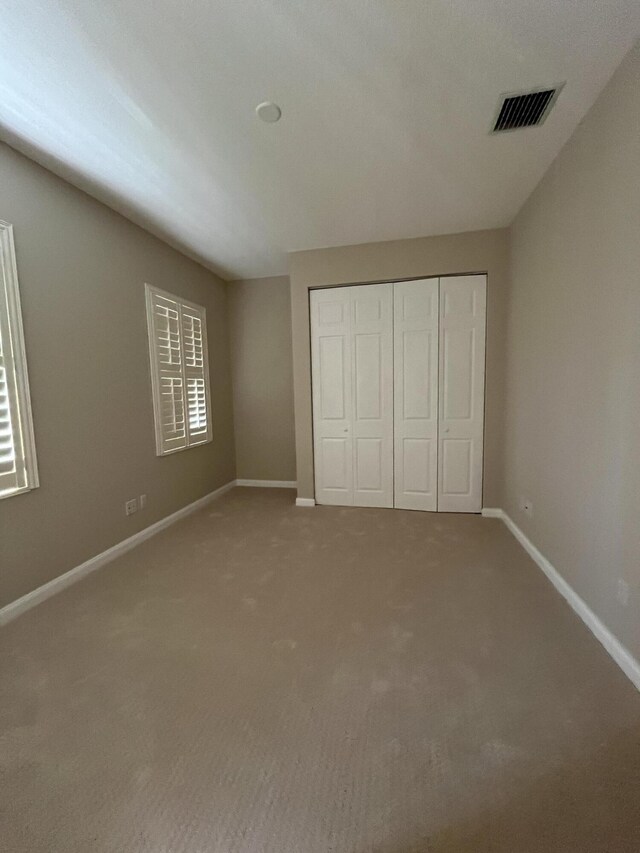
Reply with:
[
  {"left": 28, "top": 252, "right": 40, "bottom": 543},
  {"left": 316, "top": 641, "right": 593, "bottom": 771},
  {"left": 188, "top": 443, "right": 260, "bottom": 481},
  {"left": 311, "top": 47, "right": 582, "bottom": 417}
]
[{"left": 145, "top": 285, "right": 212, "bottom": 456}]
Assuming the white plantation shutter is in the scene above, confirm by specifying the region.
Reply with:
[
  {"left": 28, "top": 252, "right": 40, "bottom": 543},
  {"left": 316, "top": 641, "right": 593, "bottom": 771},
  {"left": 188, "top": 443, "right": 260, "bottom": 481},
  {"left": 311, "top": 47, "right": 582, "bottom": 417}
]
[
  {"left": 145, "top": 284, "right": 212, "bottom": 455},
  {"left": 181, "top": 304, "right": 210, "bottom": 444},
  {"left": 150, "top": 291, "right": 187, "bottom": 453},
  {"left": 0, "top": 345, "right": 18, "bottom": 484},
  {"left": 0, "top": 221, "right": 38, "bottom": 499}
]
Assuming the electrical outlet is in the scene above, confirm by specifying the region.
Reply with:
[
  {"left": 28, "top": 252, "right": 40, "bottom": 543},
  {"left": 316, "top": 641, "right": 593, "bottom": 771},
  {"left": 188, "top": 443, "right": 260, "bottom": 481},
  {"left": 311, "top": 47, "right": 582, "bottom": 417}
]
[
  {"left": 139, "top": 494, "right": 147, "bottom": 509},
  {"left": 521, "top": 497, "right": 533, "bottom": 517},
  {"left": 125, "top": 498, "right": 138, "bottom": 516},
  {"left": 617, "top": 579, "right": 630, "bottom": 607}
]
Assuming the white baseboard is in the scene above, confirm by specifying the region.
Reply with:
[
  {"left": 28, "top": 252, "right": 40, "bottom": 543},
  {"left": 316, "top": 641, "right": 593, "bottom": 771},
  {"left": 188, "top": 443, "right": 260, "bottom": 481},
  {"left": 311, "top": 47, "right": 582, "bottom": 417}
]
[
  {"left": 295, "top": 497, "right": 316, "bottom": 507},
  {"left": 236, "top": 479, "right": 297, "bottom": 488},
  {"left": 487, "top": 508, "right": 640, "bottom": 692},
  {"left": 481, "top": 507, "right": 503, "bottom": 518},
  {"left": 0, "top": 480, "right": 236, "bottom": 627}
]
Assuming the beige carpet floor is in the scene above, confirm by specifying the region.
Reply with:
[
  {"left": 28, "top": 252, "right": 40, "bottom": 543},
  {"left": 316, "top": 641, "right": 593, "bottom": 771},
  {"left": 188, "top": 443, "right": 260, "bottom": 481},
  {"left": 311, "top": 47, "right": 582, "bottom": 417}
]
[{"left": 1, "top": 487, "right": 639, "bottom": 852}]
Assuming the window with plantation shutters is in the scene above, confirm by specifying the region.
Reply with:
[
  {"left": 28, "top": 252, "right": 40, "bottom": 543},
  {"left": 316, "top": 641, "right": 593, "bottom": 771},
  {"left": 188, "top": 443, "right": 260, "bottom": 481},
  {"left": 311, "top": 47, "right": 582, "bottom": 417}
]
[
  {"left": 0, "top": 221, "right": 39, "bottom": 499},
  {"left": 145, "top": 284, "right": 212, "bottom": 455}
]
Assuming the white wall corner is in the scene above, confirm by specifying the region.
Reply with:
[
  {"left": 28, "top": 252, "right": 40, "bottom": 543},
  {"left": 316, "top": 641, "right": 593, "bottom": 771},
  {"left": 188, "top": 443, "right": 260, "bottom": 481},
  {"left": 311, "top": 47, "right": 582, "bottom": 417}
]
[{"left": 295, "top": 497, "right": 316, "bottom": 507}]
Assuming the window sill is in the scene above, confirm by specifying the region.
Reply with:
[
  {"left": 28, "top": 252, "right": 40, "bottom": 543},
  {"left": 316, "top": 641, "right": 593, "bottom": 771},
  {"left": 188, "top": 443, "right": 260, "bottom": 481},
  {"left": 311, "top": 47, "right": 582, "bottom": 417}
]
[{"left": 0, "top": 483, "right": 38, "bottom": 501}]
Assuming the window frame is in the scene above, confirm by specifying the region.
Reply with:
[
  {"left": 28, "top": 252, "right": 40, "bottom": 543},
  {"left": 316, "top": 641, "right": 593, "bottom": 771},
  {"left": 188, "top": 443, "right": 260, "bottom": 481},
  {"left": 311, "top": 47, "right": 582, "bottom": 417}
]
[
  {"left": 0, "top": 220, "right": 39, "bottom": 500},
  {"left": 145, "top": 283, "right": 213, "bottom": 456}
]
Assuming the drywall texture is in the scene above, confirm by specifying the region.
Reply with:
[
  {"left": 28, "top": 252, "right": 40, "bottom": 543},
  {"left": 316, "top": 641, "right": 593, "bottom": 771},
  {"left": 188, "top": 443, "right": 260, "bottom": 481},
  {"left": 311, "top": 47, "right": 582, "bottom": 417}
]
[
  {"left": 503, "top": 43, "right": 640, "bottom": 662},
  {"left": 289, "top": 229, "right": 509, "bottom": 504},
  {"left": 227, "top": 276, "right": 296, "bottom": 482},
  {"left": 0, "top": 142, "right": 235, "bottom": 608}
]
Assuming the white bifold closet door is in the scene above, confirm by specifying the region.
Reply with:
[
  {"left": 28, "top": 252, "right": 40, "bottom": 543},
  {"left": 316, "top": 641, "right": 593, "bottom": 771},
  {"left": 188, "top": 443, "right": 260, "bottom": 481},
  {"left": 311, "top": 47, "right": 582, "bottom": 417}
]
[
  {"left": 437, "top": 275, "right": 486, "bottom": 512},
  {"left": 310, "top": 283, "right": 394, "bottom": 507},
  {"left": 311, "top": 275, "right": 486, "bottom": 512},
  {"left": 393, "top": 279, "right": 439, "bottom": 510}
]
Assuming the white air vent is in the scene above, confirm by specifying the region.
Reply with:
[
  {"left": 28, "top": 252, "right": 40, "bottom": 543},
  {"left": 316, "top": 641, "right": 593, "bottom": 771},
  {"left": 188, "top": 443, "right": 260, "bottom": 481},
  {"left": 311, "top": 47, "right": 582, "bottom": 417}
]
[{"left": 492, "top": 85, "right": 563, "bottom": 133}]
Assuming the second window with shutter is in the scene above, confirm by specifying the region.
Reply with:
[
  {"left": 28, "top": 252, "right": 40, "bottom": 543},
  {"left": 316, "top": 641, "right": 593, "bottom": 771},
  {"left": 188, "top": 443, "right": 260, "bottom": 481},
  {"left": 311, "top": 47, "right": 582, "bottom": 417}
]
[{"left": 145, "top": 284, "right": 212, "bottom": 456}]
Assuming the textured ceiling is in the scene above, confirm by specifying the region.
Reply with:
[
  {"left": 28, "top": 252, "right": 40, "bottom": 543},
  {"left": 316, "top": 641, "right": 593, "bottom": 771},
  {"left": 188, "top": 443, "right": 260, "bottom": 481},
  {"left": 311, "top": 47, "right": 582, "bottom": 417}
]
[{"left": 1, "top": 1, "right": 639, "bottom": 279}]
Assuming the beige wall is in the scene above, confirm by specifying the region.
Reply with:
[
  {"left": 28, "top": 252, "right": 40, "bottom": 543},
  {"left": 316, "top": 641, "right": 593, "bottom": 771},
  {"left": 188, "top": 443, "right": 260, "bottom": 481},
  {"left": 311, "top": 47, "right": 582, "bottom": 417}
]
[
  {"left": 503, "top": 44, "right": 640, "bottom": 660},
  {"left": 227, "top": 276, "right": 296, "bottom": 482},
  {"left": 289, "top": 228, "right": 509, "bottom": 504},
  {"left": 0, "top": 142, "right": 235, "bottom": 608}
]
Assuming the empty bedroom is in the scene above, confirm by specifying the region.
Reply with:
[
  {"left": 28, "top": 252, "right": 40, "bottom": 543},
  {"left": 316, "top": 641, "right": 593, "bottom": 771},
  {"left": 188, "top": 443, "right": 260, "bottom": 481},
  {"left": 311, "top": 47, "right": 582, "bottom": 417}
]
[{"left": 1, "top": 2, "right": 639, "bottom": 851}]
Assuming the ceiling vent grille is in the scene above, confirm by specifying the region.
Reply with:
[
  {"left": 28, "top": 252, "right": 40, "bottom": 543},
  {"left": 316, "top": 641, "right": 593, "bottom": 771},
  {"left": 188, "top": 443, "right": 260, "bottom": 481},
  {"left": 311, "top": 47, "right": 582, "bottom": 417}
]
[{"left": 492, "top": 86, "right": 563, "bottom": 132}]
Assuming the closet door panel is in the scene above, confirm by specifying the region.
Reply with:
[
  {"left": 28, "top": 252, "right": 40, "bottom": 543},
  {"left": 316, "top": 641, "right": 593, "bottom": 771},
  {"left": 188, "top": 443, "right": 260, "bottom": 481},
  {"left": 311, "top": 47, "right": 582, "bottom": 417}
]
[
  {"left": 402, "top": 438, "right": 432, "bottom": 494},
  {"left": 351, "top": 284, "right": 394, "bottom": 507},
  {"left": 441, "top": 439, "right": 472, "bottom": 494},
  {"left": 320, "top": 437, "right": 350, "bottom": 491},
  {"left": 354, "top": 333, "right": 382, "bottom": 419},
  {"left": 310, "top": 288, "right": 354, "bottom": 505},
  {"left": 438, "top": 275, "right": 486, "bottom": 512},
  {"left": 355, "top": 438, "right": 383, "bottom": 492},
  {"left": 442, "top": 328, "right": 475, "bottom": 419},
  {"left": 394, "top": 279, "right": 439, "bottom": 510}
]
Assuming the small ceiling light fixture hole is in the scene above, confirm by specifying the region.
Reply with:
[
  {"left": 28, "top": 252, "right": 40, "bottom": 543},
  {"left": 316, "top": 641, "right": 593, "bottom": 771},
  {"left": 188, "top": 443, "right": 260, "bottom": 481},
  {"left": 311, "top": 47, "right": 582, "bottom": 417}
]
[{"left": 255, "top": 101, "right": 282, "bottom": 123}]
